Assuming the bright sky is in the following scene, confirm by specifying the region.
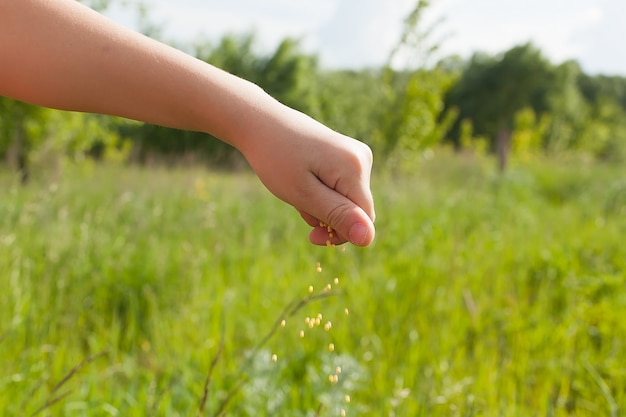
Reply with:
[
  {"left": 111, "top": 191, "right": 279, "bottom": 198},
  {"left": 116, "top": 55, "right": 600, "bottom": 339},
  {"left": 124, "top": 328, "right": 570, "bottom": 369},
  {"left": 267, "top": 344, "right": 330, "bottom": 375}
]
[{"left": 107, "top": 0, "right": 626, "bottom": 76}]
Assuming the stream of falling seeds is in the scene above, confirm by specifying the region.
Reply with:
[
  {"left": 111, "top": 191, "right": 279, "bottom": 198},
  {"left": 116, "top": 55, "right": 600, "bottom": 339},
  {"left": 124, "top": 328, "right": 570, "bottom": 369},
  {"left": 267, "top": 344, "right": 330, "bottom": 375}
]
[
  {"left": 272, "top": 222, "right": 351, "bottom": 416},
  {"left": 316, "top": 223, "right": 350, "bottom": 416}
]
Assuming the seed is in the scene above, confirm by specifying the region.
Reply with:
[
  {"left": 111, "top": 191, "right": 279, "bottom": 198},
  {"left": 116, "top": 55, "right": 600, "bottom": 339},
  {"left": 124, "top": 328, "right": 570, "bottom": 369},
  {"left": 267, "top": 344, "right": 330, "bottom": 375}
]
[
  {"left": 344, "top": 395, "right": 351, "bottom": 403},
  {"left": 336, "top": 366, "right": 342, "bottom": 374},
  {"left": 271, "top": 354, "right": 278, "bottom": 362},
  {"left": 340, "top": 408, "right": 346, "bottom": 416},
  {"left": 308, "top": 320, "right": 315, "bottom": 329},
  {"left": 324, "top": 321, "right": 332, "bottom": 331},
  {"left": 328, "top": 343, "right": 335, "bottom": 352},
  {"left": 299, "top": 330, "right": 305, "bottom": 338},
  {"left": 326, "top": 240, "right": 332, "bottom": 247},
  {"left": 280, "top": 320, "right": 286, "bottom": 327},
  {"left": 327, "top": 225, "right": 333, "bottom": 233},
  {"left": 323, "top": 284, "right": 332, "bottom": 292},
  {"left": 340, "top": 246, "right": 346, "bottom": 252},
  {"left": 329, "top": 232, "right": 334, "bottom": 238},
  {"left": 316, "top": 262, "right": 322, "bottom": 273},
  {"left": 317, "top": 313, "right": 323, "bottom": 320},
  {"left": 308, "top": 285, "right": 314, "bottom": 294},
  {"left": 334, "top": 277, "right": 339, "bottom": 285},
  {"left": 305, "top": 317, "right": 311, "bottom": 325},
  {"left": 344, "top": 308, "right": 349, "bottom": 316},
  {"left": 315, "top": 317, "right": 321, "bottom": 326}
]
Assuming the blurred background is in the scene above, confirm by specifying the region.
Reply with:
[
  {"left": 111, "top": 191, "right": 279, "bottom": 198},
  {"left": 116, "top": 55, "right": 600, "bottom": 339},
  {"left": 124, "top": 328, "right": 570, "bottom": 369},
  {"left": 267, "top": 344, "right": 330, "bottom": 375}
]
[
  {"left": 1, "top": 1, "right": 626, "bottom": 416},
  {"left": 2, "top": 0, "right": 626, "bottom": 177}
]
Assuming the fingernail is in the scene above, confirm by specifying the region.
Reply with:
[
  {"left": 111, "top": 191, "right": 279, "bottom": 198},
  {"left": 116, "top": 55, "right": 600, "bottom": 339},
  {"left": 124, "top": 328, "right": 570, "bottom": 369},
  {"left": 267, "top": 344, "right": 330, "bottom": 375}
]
[{"left": 349, "top": 223, "right": 369, "bottom": 246}]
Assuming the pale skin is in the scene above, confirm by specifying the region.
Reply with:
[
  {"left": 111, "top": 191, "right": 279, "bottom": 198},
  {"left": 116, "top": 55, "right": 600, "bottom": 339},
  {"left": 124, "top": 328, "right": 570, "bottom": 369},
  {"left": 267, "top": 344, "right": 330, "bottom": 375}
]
[{"left": 0, "top": 0, "right": 375, "bottom": 246}]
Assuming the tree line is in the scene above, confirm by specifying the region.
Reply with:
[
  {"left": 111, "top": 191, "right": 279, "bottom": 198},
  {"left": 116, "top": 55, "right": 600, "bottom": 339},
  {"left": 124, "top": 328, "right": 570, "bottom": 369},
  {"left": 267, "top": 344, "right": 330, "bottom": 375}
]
[{"left": 1, "top": 1, "right": 625, "bottom": 182}]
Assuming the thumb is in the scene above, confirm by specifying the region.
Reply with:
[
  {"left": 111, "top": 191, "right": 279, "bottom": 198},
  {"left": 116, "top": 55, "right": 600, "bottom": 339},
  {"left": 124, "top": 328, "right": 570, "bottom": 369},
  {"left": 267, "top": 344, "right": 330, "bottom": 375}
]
[{"left": 298, "top": 185, "right": 375, "bottom": 247}]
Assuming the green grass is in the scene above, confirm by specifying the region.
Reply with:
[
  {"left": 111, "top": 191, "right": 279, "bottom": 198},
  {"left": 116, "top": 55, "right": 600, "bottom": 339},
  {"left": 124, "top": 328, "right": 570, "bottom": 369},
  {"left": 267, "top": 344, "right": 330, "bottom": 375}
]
[{"left": 1, "top": 154, "right": 625, "bottom": 416}]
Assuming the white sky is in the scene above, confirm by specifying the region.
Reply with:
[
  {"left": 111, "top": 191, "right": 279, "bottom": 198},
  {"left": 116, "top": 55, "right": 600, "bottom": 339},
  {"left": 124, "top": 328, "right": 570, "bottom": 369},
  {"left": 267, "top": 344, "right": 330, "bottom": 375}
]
[{"left": 106, "top": 0, "right": 626, "bottom": 76}]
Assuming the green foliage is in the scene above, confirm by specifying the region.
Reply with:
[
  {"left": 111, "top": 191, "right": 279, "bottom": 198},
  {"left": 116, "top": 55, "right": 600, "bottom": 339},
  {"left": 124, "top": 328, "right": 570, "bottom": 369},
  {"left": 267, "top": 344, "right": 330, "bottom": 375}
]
[
  {"left": 258, "top": 38, "right": 321, "bottom": 116},
  {"left": 200, "top": 33, "right": 320, "bottom": 114},
  {"left": 376, "top": 68, "right": 457, "bottom": 162},
  {"left": 0, "top": 96, "right": 134, "bottom": 182},
  {"left": 510, "top": 107, "right": 548, "bottom": 160},
  {"left": 316, "top": 69, "right": 384, "bottom": 143},
  {"left": 577, "top": 98, "right": 626, "bottom": 162},
  {"left": 446, "top": 43, "right": 554, "bottom": 148},
  {"left": 372, "top": 0, "right": 457, "bottom": 162},
  {"left": 445, "top": 43, "right": 626, "bottom": 165},
  {"left": 2, "top": 158, "right": 626, "bottom": 416}
]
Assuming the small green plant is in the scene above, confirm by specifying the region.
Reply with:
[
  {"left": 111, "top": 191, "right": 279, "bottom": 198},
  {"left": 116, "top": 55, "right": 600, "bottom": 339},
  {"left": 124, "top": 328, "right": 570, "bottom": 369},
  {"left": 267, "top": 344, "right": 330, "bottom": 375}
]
[{"left": 197, "top": 247, "right": 359, "bottom": 417}]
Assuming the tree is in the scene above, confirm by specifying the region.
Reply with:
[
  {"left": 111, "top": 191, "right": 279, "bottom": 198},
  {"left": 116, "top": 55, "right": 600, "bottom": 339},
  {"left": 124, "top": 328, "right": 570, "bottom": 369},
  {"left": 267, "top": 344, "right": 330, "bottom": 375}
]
[
  {"left": 445, "top": 43, "right": 555, "bottom": 170},
  {"left": 541, "top": 60, "right": 588, "bottom": 153},
  {"left": 0, "top": 99, "right": 41, "bottom": 183},
  {"left": 373, "top": 0, "right": 457, "bottom": 164},
  {"left": 316, "top": 69, "right": 384, "bottom": 145},
  {"left": 0, "top": 0, "right": 148, "bottom": 182},
  {"left": 576, "top": 97, "right": 626, "bottom": 162}
]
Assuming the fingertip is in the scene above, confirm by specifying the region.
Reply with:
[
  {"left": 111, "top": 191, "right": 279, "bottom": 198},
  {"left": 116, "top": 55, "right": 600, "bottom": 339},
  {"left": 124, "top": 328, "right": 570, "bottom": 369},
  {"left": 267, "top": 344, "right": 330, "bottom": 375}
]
[{"left": 348, "top": 221, "right": 375, "bottom": 246}]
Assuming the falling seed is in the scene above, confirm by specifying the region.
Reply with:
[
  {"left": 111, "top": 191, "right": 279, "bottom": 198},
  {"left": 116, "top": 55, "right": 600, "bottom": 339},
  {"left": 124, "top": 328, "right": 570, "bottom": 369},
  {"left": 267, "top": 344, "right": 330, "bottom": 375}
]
[
  {"left": 271, "top": 354, "right": 278, "bottom": 362},
  {"left": 305, "top": 317, "right": 311, "bottom": 325},
  {"left": 344, "top": 308, "right": 349, "bottom": 316},
  {"left": 340, "top": 246, "right": 346, "bottom": 252},
  {"left": 323, "top": 284, "right": 332, "bottom": 292},
  {"left": 340, "top": 408, "right": 346, "bottom": 416},
  {"left": 324, "top": 321, "right": 332, "bottom": 331},
  {"left": 308, "top": 320, "right": 315, "bottom": 329},
  {"left": 334, "top": 277, "right": 339, "bottom": 285},
  {"left": 315, "top": 317, "right": 321, "bottom": 326},
  {"left": 328, "top": 343, "right": 335, "bottom": 352},
  {"left": 308, "top": 285, "right": 314, "bottom": 294},
  {"left": 336, "top": 366, "right": 342, "bottom": 374},
  {"left": 316, "top": 263, "right": 323, "bottom": 273},
  {"left": 328, "top": 374, "right": 334, "bottom": 383},
  {"left": 329, "top": 232, "right": 334, "bottom": 238},
  {"left": 326, "top": 240, "right": 332, "bottom": 247},
  {"left": 280, "top": 320, "right": 286, "bottom": 327},
  {"left": 299, "top": 330, "right": 305, "bottom": 338},
  {"left": 344, "top": 395, "right": 351, "bottom": 403},
  {"left": 317, "top": 313, "right": 323, "bottom": 320}
]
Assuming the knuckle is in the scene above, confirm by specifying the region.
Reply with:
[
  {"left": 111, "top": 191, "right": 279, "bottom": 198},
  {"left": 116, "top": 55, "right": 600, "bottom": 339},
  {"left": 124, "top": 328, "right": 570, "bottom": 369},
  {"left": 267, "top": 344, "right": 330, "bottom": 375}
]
[{"left": 326, "top": 202, "right": 354, "bottom": 231}]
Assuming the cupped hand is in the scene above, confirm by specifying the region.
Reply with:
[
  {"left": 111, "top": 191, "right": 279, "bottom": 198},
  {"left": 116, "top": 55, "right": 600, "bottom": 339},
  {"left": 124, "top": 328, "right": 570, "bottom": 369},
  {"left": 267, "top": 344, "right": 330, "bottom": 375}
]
[{"left": 241, "top": 105, "right": 376, "bottom": 246}]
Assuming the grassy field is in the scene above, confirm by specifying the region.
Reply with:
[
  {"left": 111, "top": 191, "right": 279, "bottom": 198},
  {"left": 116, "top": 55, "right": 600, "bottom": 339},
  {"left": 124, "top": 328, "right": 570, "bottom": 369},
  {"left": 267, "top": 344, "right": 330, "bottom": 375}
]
[{"left": 1, "top": 154, "right": 626, "bottom": 416}]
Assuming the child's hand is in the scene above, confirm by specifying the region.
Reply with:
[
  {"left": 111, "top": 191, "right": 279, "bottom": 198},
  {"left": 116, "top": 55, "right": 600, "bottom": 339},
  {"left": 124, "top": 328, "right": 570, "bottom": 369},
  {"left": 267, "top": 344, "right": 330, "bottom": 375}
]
[
  {"left": 240, "top": 105, "right": 376, "bottom": 247},
  {"left": 0, "top": 0, "right": 375, "bottom": 248}
]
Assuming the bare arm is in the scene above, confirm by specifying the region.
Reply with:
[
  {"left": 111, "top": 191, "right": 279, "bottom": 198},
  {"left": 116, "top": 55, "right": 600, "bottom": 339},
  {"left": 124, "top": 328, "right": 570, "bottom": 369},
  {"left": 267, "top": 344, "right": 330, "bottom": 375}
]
[{"left": 0, "top": 0, "right": 375, "bottom": 246}]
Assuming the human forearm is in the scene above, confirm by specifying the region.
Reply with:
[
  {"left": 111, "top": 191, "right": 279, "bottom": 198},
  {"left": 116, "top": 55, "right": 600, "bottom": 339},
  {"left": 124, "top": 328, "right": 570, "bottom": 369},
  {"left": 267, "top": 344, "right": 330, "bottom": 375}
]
[
  {"left": 0, "top": 0, "right": 376, "bottom": 246},
  {"left": 0, "top": 0, "right": 269, "bottom": 149}
]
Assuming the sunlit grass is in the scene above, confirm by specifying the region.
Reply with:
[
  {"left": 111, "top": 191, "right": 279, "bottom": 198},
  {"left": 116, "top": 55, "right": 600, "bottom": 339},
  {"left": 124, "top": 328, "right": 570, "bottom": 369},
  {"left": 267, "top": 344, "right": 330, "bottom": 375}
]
[{"left": 1, "top": 155, "right": 625, "bottom": 416}]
